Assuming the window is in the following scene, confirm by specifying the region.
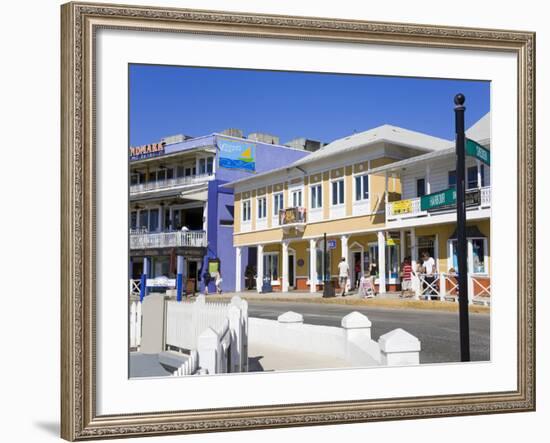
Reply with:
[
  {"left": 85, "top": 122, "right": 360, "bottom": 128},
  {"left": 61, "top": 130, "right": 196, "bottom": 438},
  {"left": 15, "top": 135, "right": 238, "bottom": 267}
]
[
  {"left": 308, "top": 247, "right": 331, "bottom": 282},
  {"left": 263, "top": 253, "right": 279, "bottom": 281},
  {"left": 130, "top": 211, "right": 138, "bottom": 230},
  {"left": 310, "top": 184, "right": 323, "bottom": 209},
  {"left": 198, "top": 157, "right": 214, "bottom": 175},
  {"left": 139, "top": 211, "right": 148, "bottom": 230},
  {"left": 176, "top": 166, "right": 184, "bottom": 178},
  {"left": 416, "top": 178, "right": 426, "bottom": 197},
  {"left": 257, "top": 197, "right": 267, "bottom": 219},
  {"left": 242, "top": 200, "right": 251, "bottom": 222},
  {"left": 291, "top": 189, "right": 302, "bottom": 208},
  {"left": 354, "top": 174, "right": 369, "bottom": 201},
  {"left": 449, "top": 237, "right": 487, "bottom": 274},
  {"left": 480, "top": 164, "right": 487, "bottom": 187},
  {"left": 149, "top": 208, "right": 159, "bottom": 232},
  {"left": 448, "top": 170, "right": 456, "bottom": 189},
  {"left": 273, "top": 193, "right": 284, "bottom": 215},
  {"left": 472, "top": 238, "right": 486, "bottom": 273},
  {"left": 331, "top": 179, "right": 344, "bottom": 205},
  {"left": 467, "top": 166, "right": 478, "bottom": 189},
  {"left": 130, "top": 173, "right": 140, "bottom": 186}
]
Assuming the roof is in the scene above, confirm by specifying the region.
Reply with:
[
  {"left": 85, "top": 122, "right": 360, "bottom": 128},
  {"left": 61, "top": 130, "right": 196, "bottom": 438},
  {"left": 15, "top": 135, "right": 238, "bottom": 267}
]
[
  {"left": 368, "top": 113, "right": 491, "bottom": 175},
  {"left": 290, "top": 124, "right": 451, "bottom": 168},
  {"left": 221, "top": 124, "right": 452, "bottom": 189},
  {"left": 465, "top": 112, "right": 490, "bottom": 145}
]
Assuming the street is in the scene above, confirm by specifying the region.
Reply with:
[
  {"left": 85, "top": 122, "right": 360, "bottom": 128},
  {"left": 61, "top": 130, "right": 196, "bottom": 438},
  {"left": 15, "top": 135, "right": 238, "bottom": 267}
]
[{"left": 247, "top": 301, "right": 490, "bottom": 364}]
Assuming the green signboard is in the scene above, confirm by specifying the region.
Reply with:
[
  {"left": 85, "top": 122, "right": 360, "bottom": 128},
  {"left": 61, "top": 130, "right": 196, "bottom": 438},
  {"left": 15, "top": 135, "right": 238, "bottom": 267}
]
[
  {"left": 421, "top": 188, "right": 456, "bottom": 211},
  {"left": 421, "top": 188, "right": 481, "bottom": 212},
  {"left": 466, "top": 138, "right": 490, "bottom": 165}
]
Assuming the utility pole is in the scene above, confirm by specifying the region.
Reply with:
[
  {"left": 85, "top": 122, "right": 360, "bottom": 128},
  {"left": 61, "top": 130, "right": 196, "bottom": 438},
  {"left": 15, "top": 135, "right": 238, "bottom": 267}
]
[{"left": 454, "top": 93, "right": 471, "bottom": 362}]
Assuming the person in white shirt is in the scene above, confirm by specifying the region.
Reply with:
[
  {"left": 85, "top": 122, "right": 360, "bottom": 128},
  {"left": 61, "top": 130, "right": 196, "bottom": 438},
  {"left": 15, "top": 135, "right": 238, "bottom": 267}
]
[
  {"left": 421, "top": 251, "right": 437, "bottom": 298},
  {"left": 338, "top": 257, "right": 350, "bottom": 297}
]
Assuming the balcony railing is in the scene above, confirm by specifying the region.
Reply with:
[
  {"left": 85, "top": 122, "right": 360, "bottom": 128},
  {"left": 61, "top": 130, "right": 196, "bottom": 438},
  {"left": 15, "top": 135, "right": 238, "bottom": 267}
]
[
  {"left": 279, "top": 207, "right": 307, "bottom": 226},
  {"left": 386, "top": 186, "right": 491, "bottom": 222},
  {"left": 130, "top": 230, "right": 207, "bottom": 250},
  {"left": 130, "top": 172, "right": 213, "bottom": 195}
]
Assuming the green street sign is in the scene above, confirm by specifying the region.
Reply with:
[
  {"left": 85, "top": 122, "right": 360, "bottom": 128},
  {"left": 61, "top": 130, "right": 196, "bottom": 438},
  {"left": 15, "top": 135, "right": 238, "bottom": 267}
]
[
  {"left": 421, "top": 188, "right": 456, "bottom": 211},
  {"left": 420, "top": 188, "right": 481, "bottom": 212},
  {"left": 466, "top": 138, "right": 490, "bottom": 165}
]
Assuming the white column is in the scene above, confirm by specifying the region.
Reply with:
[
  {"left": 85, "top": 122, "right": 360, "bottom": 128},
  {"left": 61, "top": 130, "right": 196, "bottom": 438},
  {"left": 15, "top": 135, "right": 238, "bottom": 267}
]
[
  {"left": 282, "top": 241, "right": 289, "bottom": 293},
  {"left": 377, "top": 231, "right": 386, "bottom": 294},
  {"left": 426, "top": 163, "right": 431, "bottom": 194},
  {"left": 400, "top": 229, "right": 406, "bottom": 263},
  {"left": 476, "top": 159, "right": 482, "bottom": 188},
  {"left": 235, "top": 247, "right": 242, "bottom": 292},
  {"left": 384, "top": 171, "right": 389, "bottom": 208},
  {"left": 309, "top": 238, "right": 317, "bottom": 293},
  {"left": 256, "top": 244, "right": 264, "bottom": 293},
  {"left": 410, "top": 228, "right": 417, "bottom": 269},
  {"left": 340, "top": 235, "right": 349, "bottom": 263}
]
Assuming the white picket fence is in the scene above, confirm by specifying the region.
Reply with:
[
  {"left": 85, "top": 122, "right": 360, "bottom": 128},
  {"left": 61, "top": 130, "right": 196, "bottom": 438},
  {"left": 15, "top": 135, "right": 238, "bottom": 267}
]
[
  {"left": 132, "top": 294, "right": 248, "bottom": 376},
  {"left": 165, "top": 296, "right": 231, "bottom": 351},
  {"left": 130, "top": 298, "right": 142, "bottom": 349}
]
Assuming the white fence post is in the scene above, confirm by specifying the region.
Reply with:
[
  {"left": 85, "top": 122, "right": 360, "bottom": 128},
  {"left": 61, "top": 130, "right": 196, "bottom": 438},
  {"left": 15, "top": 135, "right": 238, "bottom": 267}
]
[
  {"left": 228, "top": 305, "right": 242, "bottom": 373},
  {"left": 440, "top": 273, "right": 447, "bottom": 299},
  {"left": 341, "top": 312, "right": 372, "bottom": 362},
  {"left": 379, "top": 328, "right": 421, "bottom": 366},
  {"left": 468, "top": 274, "right": 474, "bottom": 305},
  {"left": 197, "top": 328, "right": 219, "bottom": 375},
  {"left": 140, "top": 294, "right": 166, "bottom": 354}
]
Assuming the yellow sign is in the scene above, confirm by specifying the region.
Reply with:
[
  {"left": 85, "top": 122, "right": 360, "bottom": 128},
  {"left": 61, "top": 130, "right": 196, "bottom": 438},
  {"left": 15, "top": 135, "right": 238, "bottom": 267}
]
[
  {"left": 392, "top": 199, "right": 413, "bottom": 215},
  {"left": 386, "top": 238, "right": 397, "bottom": 246}
]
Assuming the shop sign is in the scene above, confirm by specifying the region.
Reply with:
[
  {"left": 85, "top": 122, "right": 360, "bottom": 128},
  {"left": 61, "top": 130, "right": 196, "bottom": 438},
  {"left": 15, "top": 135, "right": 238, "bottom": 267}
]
[
  {"left": 327, "top": 240, "right": 337, "bottom": 250},
  {"left": 129, "top": 142, "right": 165, "bottom": 160},
  {"left": 146, "top": 277, "right": 176, "bottom": 287},
  {"left": 391, "top": 199, "right": 413, "bottom": 215},
  {"left": 217, "top": 137, "right": 256, "bottom": 172}
]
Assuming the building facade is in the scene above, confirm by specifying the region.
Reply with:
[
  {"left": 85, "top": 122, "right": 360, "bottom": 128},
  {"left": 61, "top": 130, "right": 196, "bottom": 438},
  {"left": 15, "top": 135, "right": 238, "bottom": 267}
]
[
  {"left": 129, "top": 133, "right": 309, "bottom": 299},
  {"left": 225, "top": 115, "right": 491, "bottom": 298}
]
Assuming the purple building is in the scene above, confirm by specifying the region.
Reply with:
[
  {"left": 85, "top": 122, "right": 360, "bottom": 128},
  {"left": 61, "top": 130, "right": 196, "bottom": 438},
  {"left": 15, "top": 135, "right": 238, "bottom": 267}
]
[{"left": 129, "top": 132, "right": 309, "bottom": 299}]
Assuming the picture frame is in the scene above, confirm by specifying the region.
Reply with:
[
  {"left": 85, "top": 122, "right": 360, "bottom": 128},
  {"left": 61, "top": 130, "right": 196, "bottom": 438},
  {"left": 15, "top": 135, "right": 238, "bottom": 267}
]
[{"left": 60, "top": 1, "right": 536, "bottom": 440}]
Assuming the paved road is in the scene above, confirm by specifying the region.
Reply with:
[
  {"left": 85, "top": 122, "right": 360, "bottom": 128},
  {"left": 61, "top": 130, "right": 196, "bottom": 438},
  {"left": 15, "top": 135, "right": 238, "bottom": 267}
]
[{"left": 247, "top": 301, "right": 490, "bottom": 364}]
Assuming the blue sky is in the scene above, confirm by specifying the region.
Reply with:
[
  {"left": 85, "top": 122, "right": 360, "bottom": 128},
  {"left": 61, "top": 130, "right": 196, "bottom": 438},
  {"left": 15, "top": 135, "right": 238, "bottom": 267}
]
[{"left": 129, "top": 64, "right": 490, "bottom": 147}]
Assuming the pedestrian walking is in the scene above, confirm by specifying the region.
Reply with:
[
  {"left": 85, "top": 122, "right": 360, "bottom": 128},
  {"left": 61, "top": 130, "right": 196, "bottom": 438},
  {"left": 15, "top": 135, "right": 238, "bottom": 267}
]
[
  {"left": 421, "top": 251, "right": 437, "bottom": 299},
  {"left": 337, "top": 257, "right": 349, "bottom": 297},
  {"left": 400, "top": 256, "right": 413, "bottom": 297},
  {"left": 215, "top": 269, "right": 223, "bottom": 294},
  {"left": 203, "top": 270, "right": 211, "bottom": 295}
]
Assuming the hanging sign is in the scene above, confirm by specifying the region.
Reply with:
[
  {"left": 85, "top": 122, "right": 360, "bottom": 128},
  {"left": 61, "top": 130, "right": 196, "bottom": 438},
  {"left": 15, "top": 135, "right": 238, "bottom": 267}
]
[{"left": 391, "top": 199, "right": 413, "bottom": 215}]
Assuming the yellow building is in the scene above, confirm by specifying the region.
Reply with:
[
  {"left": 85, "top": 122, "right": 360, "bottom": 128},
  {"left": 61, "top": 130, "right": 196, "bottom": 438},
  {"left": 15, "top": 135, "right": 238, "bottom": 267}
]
[{"left": 224, "top": 114, "right": 491, "bottom": 298}]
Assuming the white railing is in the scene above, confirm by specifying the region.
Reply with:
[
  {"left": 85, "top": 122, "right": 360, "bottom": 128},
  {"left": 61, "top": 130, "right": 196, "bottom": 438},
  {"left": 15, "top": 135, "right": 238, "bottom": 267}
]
[
  {"left": 130, "top": 230, "right": 207, "bottom": 250},
  {"left": 480, "top": 186, "right": 491, "bottom": 207},
  {"left": 413, "top": 272, "right": 491, "bottom": 305},
  {"left": 130, "top": 172, "right": 213, "bottom": 195},
  {"left": 130, "top": 279, "right": 141, "bottom": 297},
  {"left": 386, "top": 186, "right": 492, "bottom": 221},
  {"left": 129, "top": 299, "right": 142, "bottom": 349}
]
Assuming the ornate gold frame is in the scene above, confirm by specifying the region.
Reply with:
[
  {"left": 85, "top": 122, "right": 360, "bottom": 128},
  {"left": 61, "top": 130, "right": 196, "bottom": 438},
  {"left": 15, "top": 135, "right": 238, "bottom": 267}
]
[{"left": 61, "top": 2, "right": 536, "bottom": 440}]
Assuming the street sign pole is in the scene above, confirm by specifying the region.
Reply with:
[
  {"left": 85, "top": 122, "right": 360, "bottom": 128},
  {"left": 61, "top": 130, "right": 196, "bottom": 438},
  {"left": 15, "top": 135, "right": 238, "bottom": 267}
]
[{"left": 455, "top": 93, "right": 471, "bottom": 362}]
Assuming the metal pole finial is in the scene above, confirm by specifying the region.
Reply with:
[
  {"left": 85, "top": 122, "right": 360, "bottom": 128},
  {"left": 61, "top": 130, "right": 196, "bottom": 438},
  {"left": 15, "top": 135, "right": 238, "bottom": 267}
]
[{"left": 454, "top": 93, "right": 466, "bottom": 107}]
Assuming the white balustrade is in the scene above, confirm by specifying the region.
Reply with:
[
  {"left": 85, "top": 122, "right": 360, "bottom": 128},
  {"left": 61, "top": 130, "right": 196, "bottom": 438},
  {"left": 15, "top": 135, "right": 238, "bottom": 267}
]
[
  {"left": 130, "top": 172, "right": 213, "bottom": 195},
  {"left": 129, "top": 299, "right": 142, "bottom": 349},
  {"left": 130, "top": 230, "right": 207, "bottom": 250}
]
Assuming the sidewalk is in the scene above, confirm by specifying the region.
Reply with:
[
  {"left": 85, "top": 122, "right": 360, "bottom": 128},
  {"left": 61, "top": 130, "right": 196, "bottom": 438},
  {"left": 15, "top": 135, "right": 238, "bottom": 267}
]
[{"left": 200, "top": 290, "right": 490, "bottom": 314}]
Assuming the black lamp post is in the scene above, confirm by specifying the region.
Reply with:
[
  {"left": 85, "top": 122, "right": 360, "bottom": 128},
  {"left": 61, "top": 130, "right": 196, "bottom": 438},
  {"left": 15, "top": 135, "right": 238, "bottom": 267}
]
[{"left": 454, "top": 93, "right": 471, "bottom": 362}]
